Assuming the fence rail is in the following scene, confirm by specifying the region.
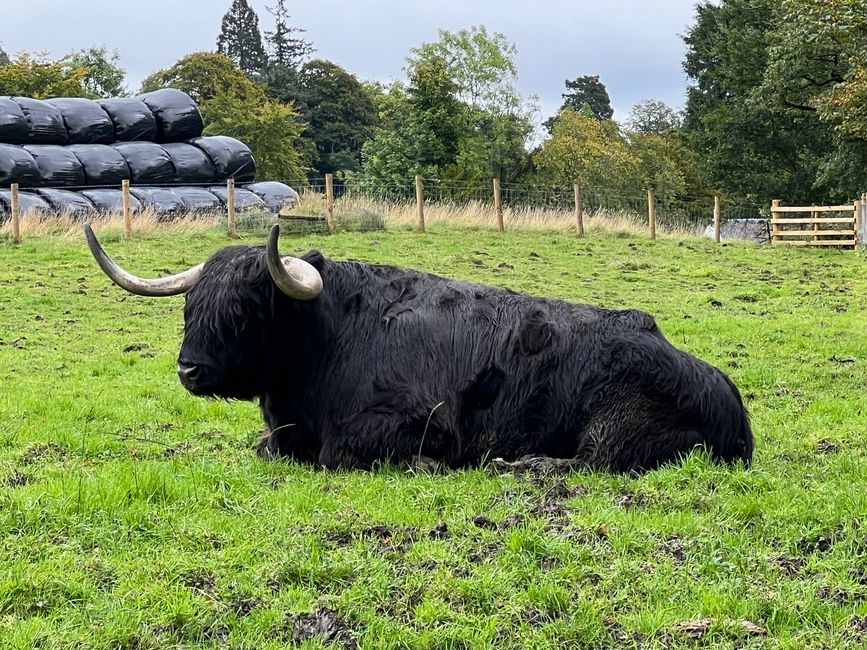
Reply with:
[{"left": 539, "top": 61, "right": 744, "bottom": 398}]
[
  {"left": 770, "top": 198, "right": 862, "bottom": 249},
  {"left": 3, "top": 176, "right": 863, "bottom": 251}
]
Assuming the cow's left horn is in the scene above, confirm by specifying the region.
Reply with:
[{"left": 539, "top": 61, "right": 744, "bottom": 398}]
[
  {"left": 265, "top": 225, "right": 323, "bottom": 301},
  {"left": 84, "top": 224, "right": 203, "bottom": 297}
]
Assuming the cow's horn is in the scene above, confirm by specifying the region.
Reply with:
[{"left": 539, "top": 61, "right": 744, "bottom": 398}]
[
  {"left": 83, "top": 224, "right": 203, "bottom": 297},
  {"left": 265, "top": 225, "right": 323, "bottom": 301}
]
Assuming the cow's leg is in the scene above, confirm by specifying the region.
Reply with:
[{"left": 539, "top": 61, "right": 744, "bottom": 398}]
[
  {"left": 256, "top": 424, "right": 321, "bottom": 463},
  {"left": 317, "top": 413, "right": 455, "bottom": 470}
]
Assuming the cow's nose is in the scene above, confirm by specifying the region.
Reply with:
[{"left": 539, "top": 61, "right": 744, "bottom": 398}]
[{"left": 177, "top": 362, "right": 201, "bottom": 383}]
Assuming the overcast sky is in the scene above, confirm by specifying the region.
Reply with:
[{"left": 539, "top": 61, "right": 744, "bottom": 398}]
[{"left": 2, "top": 0, "right": 700, "bottom": 122}]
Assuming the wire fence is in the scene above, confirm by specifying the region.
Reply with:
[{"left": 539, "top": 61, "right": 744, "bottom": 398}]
[{"left": 2, "top": 174, "right": 772, "bottom": 243}]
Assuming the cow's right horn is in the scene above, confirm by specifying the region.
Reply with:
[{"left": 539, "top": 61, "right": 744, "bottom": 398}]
[
  {"left": 265, "top": 225, "right": 323, "bottom": 301},
  {"left": 84, "top": 224, "right": 203, "bottom": 297}
]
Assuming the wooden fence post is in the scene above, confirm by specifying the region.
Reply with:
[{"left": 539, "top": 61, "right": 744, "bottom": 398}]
[
  {"left": 574, "top": 183, "right": 584, "bottom": 237},
  {"left": 122, "top": 179, "right": 131, "bottom": 241},
  {"left": 10, "top": 183, "right": 20, "bottom": 245},
  {"left": 854, "top": 198, "right": 861, "bottom": 251},
  {"left": 647, "top": 187, "right": 656, "bottom": 241},
  {"left": 493, "top": 178, "right": 503, "bottom": 232},
  {"left": 325, "top": 173, "right": 335, "bottom": 235},
  {"left": 227, "top": 178, "right": 236, "bottom": 238},
  {"left": 771, "top": 199, "right": 781, "bottom": 244},
  {"left": 713, "top": 195, "right": 721, "bottom": 243},
  {"left": 415, "top": 175, "right": 425, "bottom": 233}
]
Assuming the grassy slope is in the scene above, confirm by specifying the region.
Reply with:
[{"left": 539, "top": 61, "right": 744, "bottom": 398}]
[{"left": 1, "top": 224, "right": 866, "bottom": 649}]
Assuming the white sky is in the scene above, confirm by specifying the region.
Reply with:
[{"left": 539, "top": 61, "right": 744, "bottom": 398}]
[{"left": 2, "top": 0, "right": 699, "bottom": 121}]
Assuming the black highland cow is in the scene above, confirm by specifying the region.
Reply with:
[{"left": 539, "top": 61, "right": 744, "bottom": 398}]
[{"left": 85, "top": 224, "right": 753, "bottom": 472}]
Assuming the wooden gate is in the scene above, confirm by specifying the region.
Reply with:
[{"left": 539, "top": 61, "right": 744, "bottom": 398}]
[{"left": 771, "top": 199, "right": 862, "bottom": 249}]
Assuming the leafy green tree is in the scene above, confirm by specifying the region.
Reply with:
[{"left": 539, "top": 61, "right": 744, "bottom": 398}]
[
  {"left": 759, "top": 0, "right": 867, "bottom": 195},
  {"left": 216, "top": 0, "right": 268, "bottom": 75},
  {"left": 0, "top": 45, "right": 10, "bottom": 66},
  {"left": 295, "top": 59, "right": 378, "bottom": 176},
  {"left": 143, "top": 52, "right": 307, "bottom": 180},
  {"left": 682, "top": 0, "right": 833, "bottom": 203},
  {"left": 407, "top": 26, "right": 519, "bottom": 113},
  {"left": 545, "top": 75, "right": 613, "bottom": 133},
  {"left": 65, "top": 46, "right": 127, "bottom": 98},
  {"left": 535, "top": 109, "right": 638, "bottom": 191},
  {"left": 0, "top": 52, "right": 86, "bottom": 98},
  {"left": 265, "top": 0, "right": 314, "bottom": 69},
  {"left": 626, "top": 132, "right": 687, "bottom": 198},
  {"left": 626, "top": 100, "right": 682, "bottom": 135},
  {"left": 141, "top": 52, "right": 262, "bottom": 104},
  {"left": 204, "top": 93, "right": 305, "bottom": 180}
]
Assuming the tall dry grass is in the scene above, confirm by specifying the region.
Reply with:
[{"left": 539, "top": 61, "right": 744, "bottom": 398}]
[
  {"left": 1, "top": 192, "right": 705, "bottom": 242},
  {"left": 291, "top": 190, "right": 705, "bottom": 238}
]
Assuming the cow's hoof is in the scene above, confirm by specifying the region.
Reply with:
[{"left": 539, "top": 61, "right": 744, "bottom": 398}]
[{"left": 256, "top": 429, "right": 277, "bottom": 459}]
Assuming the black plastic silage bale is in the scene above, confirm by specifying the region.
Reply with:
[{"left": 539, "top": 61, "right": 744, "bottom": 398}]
[
  {"left": 129, "top": 187, "right": 186, "bottom": 217},
  {"left": 173, "top": 187, "right": 222, "bottom": 212},
  {"left": 68, "top": 145, "right": 131, "bottom": 186},
  {"left": 12, "top": 97, "right": 68, "bottom": 144},
  {"left": 98, "top": 98, "right": 158, "bottom": 142},
  {"left": 35, "top": 188, "right": 96, "bottom": 217},
  {"left": 80, "top": 188, "right": 143, "bottom": 214},
  {"left": 0, "top": 189, "right": 50, "bottom": 218},
  {"left": 138, "top": 89, "right": 203, "bottom": 143},
  {"left": 162, "top": 142, "right": 217, "bottom": 184},
  {"left": 191, "top": 136, "right": 256, "bottom": 182},
  {"left": 208, "top": 186, "right": 266, "bottom": 210},
  {"left": 244, "top": 181, "right": 299, "bottom": 212},
  {"left": 0, "top": 97, "right": 30, "bottom": 144},
  {"left": 23, "top": 145, "right": 85, "bottom": 186},
  {"left": 0, "top": 143, "right": 42, "bottom": 186},
  {"left": 46, "top": 98, "right": 114, "bottom": 144},
  {"left": 113, "top": 142, "right": 175, "bottom": 185}
]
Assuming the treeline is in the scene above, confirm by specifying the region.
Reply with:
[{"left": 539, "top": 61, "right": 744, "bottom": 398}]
[{"left": 1, "top": 0, "right": 865, "bottom": 206}]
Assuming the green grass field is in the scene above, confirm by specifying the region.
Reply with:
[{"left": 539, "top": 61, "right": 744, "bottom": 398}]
[{"left": 2, "top": 223, "right": 867, "bottom": 649}]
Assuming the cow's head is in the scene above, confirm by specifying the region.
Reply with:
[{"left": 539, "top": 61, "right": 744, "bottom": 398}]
[{"left": 84, "top": 224, "right": 322, "bottom": 400}]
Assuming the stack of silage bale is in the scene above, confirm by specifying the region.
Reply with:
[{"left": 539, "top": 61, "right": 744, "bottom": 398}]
[{"left": 0, "top": 89, "right": 299, "bottom": 217}]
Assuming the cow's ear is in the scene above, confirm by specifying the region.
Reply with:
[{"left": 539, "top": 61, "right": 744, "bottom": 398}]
[{"left": 302, "top": 250, "right": 326, "bottom": 269}]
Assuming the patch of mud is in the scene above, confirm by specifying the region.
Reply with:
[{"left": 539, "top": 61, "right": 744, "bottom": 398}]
[
  {"left": 21, "top": 442, "right": 67, "bottom": 464},
  {"left": 230, "top": 595, "right": 263, "bottom": 617},
  {"left": 4, "top": 469, "right": 32, "bottom": 487},
  {"left": 180, "top": 570, "right": 216, "bottom": 593},
  {"left": 288, "top": 608, "right": 357, "bottom": 649},
  {"left": 429, "top": 522, "right": 449, "bottom": 540},
  {"left": 488, "top": 455, "right": 584, "bottom": 478},
  {"left": 768, "top": 554, "right": 805, "bottom": 575}
]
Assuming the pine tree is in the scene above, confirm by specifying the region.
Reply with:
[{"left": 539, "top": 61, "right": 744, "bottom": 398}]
[
  {"left": 216, "top": 0, "right": 268, "bottom": 76},
  {"left": 265, "top": 0, "right": 314, "bottom": 69}
]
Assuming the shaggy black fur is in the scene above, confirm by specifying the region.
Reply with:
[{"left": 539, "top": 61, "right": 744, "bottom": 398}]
[{"left": 177, "top": 246, "right": 753, "bottom": 472}]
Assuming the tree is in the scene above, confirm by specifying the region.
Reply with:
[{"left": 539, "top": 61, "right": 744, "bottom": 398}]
[
  {"left": 141, "top": 52, "right": 262, "bottom": 104},
  {"left": 682, "top": 0, "right": 833, "bottom": 203},
  {"left": 65, "top": 46, "right": 127, "bottom": 98},
  {"left": 216, "top": 0, "right": 268, "bottom": 76},
  {"left": 143, "top": 52, "right": 307, "bottom": 180},
  {"left": 204, "top": 93, "right": 306, "bottom": 180},
  {"left": 535, "top": 109, "right": 638, "bottom": 192},
  {"left": 0, "top": 45, "right": 9, "bottom": 66},
  {"left": 295, "top": 59, "right": 378, "bottom": 176},
  {"left": 626, "top": 132, "right": 687, "bottom": 198},
  {"left": 626, "top": 100, "right": 682, "bottom": 135},
  {"left": 759, "top": 0, "right": 867, "bottom": 195},
  {"left": 407, "top": 26, "right": 521, "bottom": 115},
  {"left": 0, "top": 52, "right": 87, "bottom": 98},
  {"left": 265, "top": 0, "right": 314, "bottom": 69}
]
